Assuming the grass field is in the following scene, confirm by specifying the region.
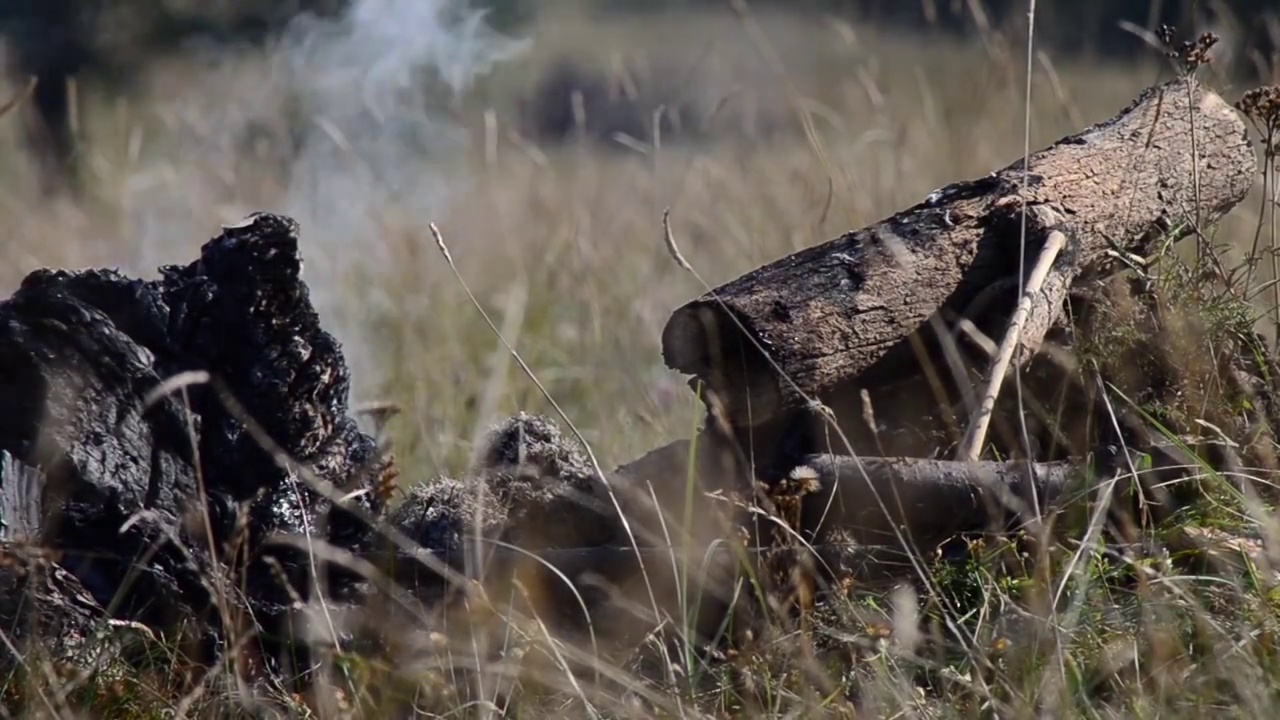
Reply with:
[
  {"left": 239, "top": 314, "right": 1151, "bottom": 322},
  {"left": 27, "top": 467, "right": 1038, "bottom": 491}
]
[{"left": 3, "top": 3, "right": 1280, "bottom": 717}]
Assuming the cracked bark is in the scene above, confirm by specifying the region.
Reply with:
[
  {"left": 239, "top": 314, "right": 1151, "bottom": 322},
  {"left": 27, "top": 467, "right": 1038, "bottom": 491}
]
[{"left": 660, "top": 79, "right": 1256, "bottom": 444}]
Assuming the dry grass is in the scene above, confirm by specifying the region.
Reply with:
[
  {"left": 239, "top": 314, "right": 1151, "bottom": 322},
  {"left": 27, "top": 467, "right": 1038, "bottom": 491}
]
[{"left": 3, "top": 4, "right": 1280, "bottom": 718}]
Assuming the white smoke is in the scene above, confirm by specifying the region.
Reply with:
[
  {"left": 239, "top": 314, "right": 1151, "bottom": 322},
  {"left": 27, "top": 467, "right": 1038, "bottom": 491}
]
[
  {"left": 274, "top": 0, "right": 529, "bottom": 397},
  {"left": 280, "top": 0, "right": 526, "bottom": 233},
  {"left": 109, "top": 0, "right": 525, "bottom": 399}
]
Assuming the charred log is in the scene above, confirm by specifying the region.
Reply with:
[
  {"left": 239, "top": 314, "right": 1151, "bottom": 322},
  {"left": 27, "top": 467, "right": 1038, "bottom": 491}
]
[{"left": 0, "top": 212, "right": 390, "bottom": 675}]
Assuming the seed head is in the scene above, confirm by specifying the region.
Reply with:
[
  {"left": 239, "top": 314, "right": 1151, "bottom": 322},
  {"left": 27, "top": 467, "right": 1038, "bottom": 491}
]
[
  {"left": 1235, "top": 85, "right": 1280, "bottom": 156},
  {"left": 1158, "top": 26, "right": 1220, "bottom": 74}
]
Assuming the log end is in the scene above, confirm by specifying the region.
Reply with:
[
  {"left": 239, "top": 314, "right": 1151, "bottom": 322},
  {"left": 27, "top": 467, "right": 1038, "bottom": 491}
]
[
  {"left": 660, "top": 301, "right": 715, "bottom": 377},
  {"left": 661, "top": 301, "right": 783, "bottom": 426}
]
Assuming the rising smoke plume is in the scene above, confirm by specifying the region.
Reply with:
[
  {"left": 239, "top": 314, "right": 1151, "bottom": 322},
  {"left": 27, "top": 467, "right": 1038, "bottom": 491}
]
[
  {"left": 276, "top": 0, "right": 529, "bottom": 399},
  {"left": 112, "top": 0, "right": 528, "bottom": 400}
]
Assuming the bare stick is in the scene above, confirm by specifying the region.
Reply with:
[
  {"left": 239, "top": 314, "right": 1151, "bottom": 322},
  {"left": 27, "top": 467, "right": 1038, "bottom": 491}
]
[{"left": 957, "top": 230, "right": 1068, "bottom": 461}]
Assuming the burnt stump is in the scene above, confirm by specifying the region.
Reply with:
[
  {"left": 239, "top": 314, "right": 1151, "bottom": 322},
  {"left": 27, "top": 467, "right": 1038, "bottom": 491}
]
[{"left": 0, "top": 212, "right": 391, "bottom": 675}]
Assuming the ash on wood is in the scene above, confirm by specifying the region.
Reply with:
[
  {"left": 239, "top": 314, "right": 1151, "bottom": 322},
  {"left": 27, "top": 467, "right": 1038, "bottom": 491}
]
[
  {"left": 0, "top": 212, "right": 391, "bottom": 672},
  {"left": 660, "top": 78, "right": 1257, "bottom": 434}
]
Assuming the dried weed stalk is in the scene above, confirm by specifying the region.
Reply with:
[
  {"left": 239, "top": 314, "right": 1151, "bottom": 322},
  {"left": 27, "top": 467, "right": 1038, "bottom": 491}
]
[{"left": 1236, "top": 85, "right": 1280, "bottom": 345}]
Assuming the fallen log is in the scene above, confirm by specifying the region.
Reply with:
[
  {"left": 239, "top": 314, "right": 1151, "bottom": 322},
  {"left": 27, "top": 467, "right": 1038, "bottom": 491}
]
[
  {"left": 792, "top": 454, "right": 1078, "bottom": 548},
  {"left": 382, "top": 429, "right": 1093, "bottom": 647},
  {"left": 0, "top": 198, "right": 1252, "bottom": 686},
  {"left": 608, "top": 438, "right": 1083, "bottom": 555},
  {"left": 463, "top": 454, "right": 1079, "bottom": 569},
  {"left": 660, "top": 78, "right": 1257, "bottom": 435}
]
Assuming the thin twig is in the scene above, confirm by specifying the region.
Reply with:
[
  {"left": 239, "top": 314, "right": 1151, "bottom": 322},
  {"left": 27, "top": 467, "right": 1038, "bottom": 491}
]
[{"left": 957, "top": 230, "right": 1068, "bottom": 462}]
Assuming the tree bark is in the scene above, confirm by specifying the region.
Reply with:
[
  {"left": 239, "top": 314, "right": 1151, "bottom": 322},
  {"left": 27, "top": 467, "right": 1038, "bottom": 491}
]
[
  {"left": 522, "top": 454, "right": 1081, "bottom": 562},
  {"left": 660, "top": 78, "right": 1257, "bottom": 430}
]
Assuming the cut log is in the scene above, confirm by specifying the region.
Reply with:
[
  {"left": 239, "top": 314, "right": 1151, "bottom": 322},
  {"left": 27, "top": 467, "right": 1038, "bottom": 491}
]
[{"left": 660, "top": 78, "right": 1257, "bottom": 430}]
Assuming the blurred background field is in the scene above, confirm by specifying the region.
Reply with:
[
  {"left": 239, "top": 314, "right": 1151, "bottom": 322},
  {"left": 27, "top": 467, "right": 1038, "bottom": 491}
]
[
  {"left": 0, "top": 0, "right": 1275, "bottom": 486},
  {"left": 5, "top": 2, "right": 1280, "bottom": 717}
]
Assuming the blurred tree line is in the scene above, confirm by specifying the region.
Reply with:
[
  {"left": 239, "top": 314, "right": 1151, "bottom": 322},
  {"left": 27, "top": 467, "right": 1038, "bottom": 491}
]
[
  {"left": 4, "top": 1, "right": 1272, "bottom": 69},
  {"left": 3, "top": 0, "right": 1274, "bottom": 193},
  {"left": 482, "top": 0, "right": 1277, "bottom": 70}
]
